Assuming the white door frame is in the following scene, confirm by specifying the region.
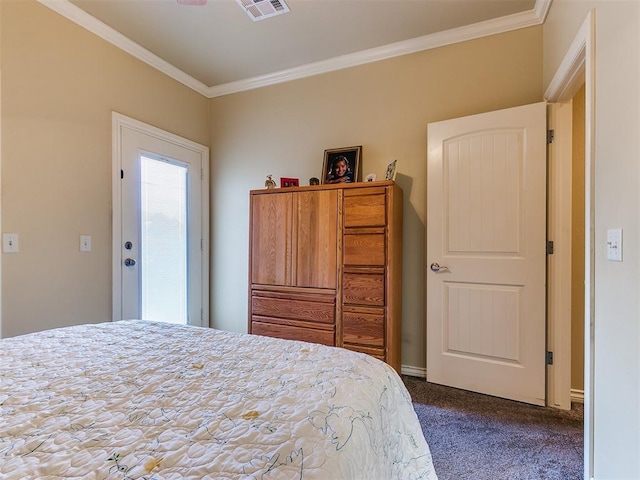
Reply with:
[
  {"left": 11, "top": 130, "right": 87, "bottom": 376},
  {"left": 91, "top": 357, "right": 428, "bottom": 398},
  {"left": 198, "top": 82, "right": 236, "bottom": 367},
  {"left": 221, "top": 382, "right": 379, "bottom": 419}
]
[
  {"left": 544, "top": 10, "right": 595, "bottom": 480},
  {"left": 111, "top": 112, "right": 210, "bottom": 326},
  {"left": 546, "top": 100, "right": 573, "bottom": 411}
]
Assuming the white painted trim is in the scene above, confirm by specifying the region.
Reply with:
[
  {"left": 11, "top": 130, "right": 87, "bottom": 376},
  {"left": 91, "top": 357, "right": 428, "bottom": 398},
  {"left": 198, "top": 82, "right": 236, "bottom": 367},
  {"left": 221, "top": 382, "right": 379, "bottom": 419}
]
[
  {"left": 111, "top": 112, "right": 210, "bottom": 326},
  {"left": 401, "top": 365, "right": 587, "bottom": 405},
  {"left": 401, "top": 365, "right": 427, "bottom": 379},
  {"left": 37, "top": 0, "right": 550, "bottom": 99},
  {"left": 583, "top": 12, "right": 596, "bottom": 479},
  {"left": 534, "top": 0, "right": 553, "bottom": 23},
  {"left": 544, "top": 10, "right": 595, "bottom": 480},
  {"left": 112, "top": 115, "right": 124, "bottom": 322},
  {"left": 209, "top": 4, "right": 547, "bottom": 97},
  {"left": 571, "top": 388, "right": 585, "bottom": 404},
  {"left": 546, "top": 101, "right": 573, "bottom": 411},
  {"left": 544, "top": 14, "right": 589, "bottom": 102}
]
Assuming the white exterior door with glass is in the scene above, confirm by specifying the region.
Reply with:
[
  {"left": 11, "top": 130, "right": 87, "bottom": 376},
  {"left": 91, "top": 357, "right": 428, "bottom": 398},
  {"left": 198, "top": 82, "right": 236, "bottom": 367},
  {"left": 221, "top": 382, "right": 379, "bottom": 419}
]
[{"left": 112, "top": 113, "right": 209, "bottom": 326}]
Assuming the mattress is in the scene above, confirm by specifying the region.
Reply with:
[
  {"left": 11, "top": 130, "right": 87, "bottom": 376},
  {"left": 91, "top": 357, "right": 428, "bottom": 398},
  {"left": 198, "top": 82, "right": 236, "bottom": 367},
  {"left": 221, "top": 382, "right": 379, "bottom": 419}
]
[{"left": 0, "top": 320, "right": 437, "bottom": 479}]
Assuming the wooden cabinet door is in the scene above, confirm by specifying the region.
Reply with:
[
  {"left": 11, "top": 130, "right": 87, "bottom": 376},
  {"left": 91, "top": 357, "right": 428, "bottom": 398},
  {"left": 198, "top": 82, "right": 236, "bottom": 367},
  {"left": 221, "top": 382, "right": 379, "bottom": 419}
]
[
  {"left": 250, "top": 192, "right": 292, "bottom": 286},
  {"left": 294, "top": 190, "right": 338, "bottom": 289}
]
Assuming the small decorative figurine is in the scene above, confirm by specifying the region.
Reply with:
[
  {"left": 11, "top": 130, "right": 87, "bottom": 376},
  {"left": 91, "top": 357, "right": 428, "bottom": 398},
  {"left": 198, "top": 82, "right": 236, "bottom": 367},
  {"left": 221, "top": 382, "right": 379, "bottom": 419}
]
[
  {"left": 265, "top": 174, "right": 276, "bottom": 189},
  {"left": 309, "top": 177, "right": 320, "bottom": 186}
]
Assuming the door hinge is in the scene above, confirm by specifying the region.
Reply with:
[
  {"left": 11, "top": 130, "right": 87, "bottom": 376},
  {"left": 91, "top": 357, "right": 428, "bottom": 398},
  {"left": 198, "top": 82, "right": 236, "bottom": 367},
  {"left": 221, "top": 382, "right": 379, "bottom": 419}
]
[
  {"left": 546, "top": 240, "right": 554, "bottom": 255},
  {"left": 547, "top": 129, "right": 555, "bottom": 144},
  {"left": 546, "top": 351, "right": 554, "bottom": 365},
  {"left": 121, "top": 169, "right": 124, "bottom": 179}
]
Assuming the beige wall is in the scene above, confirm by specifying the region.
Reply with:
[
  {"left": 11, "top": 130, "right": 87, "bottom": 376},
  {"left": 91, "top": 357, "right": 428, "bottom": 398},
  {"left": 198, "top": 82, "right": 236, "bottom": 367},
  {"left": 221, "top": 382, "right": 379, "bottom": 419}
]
[
  {"left": 544, "top": 1, "right": 640, "bottom": 477},
  {"left": 209, "top": 27, "right": 543, "bottom": 369},
  {"left": 0, "top": 0, "right": 209, "bottom": 337}
]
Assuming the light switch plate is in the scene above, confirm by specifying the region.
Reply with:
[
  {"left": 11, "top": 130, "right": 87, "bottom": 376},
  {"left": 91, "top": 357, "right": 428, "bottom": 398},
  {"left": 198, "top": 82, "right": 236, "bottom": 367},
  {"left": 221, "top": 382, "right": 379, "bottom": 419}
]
[
  {"left": 607, "top": 228, "right": 622, "bottom": 262},
  {"left": 80, "top": 235, "right": 92, "bottom": 252},
  {"left": 3, "top": 233, "right": 19, "bottom": 253}
]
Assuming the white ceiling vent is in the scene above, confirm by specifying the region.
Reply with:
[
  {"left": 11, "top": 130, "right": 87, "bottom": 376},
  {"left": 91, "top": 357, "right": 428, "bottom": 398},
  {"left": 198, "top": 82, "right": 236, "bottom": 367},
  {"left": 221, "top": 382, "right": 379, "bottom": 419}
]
[{"left": 236, "top": 0, "right": 290, "bottom": 22}]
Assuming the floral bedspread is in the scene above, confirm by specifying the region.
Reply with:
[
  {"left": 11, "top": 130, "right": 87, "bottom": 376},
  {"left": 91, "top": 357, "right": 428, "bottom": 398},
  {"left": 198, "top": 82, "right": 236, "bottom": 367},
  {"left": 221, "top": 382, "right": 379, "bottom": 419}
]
[{"left": 0, "top": 320, "right": 437, "bottom": 479}]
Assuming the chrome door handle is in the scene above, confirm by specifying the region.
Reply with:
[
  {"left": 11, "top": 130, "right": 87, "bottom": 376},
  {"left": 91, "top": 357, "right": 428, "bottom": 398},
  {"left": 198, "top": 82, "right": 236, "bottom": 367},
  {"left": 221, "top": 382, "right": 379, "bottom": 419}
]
[
  {"left": 124, "top": 258, "right": 136, "bottom": 267},
  {"left": 430, "top": 262, "right": 448, "bottom": 273}
]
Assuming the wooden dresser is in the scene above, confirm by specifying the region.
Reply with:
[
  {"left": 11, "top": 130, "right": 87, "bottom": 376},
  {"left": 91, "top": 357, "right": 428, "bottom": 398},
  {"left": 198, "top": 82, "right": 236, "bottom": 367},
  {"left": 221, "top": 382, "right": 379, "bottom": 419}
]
[{"left": 248, "top": 180, "right": 403, "bottom": 372}]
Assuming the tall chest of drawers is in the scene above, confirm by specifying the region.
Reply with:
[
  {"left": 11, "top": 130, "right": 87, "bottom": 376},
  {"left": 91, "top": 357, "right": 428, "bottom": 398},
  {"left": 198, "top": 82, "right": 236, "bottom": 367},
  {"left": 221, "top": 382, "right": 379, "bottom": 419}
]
[{"left": 248, "top": 181, "right": 402, "bottom": 372}]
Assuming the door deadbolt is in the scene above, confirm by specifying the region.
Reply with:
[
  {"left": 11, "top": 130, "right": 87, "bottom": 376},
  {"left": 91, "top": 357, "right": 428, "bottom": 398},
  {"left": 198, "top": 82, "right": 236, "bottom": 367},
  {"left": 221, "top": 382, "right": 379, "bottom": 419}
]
[{"left": 124, "top": 258, "right": 136, "bottom": 267}]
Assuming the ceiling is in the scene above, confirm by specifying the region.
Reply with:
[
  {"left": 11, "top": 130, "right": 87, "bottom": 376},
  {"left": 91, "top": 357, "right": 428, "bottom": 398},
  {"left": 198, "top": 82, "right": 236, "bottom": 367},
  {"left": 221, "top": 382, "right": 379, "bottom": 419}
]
[{"left": 41, "top": 0, "right": 546, "bottom": 97}]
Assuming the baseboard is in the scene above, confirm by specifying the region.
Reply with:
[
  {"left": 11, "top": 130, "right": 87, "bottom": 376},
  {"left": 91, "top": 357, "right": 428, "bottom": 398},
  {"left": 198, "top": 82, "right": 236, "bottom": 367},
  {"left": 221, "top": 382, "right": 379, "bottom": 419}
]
[
  {"left": 401, "top": 365, "right": 426, "bottom": 378},
  {"left": 571, "top": 388, "right": 585, "bottom": 403},
  {"left": 400, "top": 366, "right": 585, "bottom": 404}
]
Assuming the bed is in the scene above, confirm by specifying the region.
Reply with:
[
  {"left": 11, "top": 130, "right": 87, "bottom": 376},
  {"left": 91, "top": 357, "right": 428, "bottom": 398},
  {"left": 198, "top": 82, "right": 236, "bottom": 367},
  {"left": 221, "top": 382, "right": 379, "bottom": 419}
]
[{"left": 0, "top": 320, "right": 437, "bottom": 479}]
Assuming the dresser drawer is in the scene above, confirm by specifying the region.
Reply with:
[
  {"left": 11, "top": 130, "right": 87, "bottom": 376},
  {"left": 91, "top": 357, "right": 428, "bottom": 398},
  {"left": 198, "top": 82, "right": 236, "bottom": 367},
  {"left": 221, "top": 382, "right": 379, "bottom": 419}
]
[
  {"left": 343, "top": 273, "right": 384, "bottom": 306},
  {"left": 343, "top": 343, "right": 385, "bottom": 362},
  {"left": 343, "top": 307, "right": 384, "bottom": 347},
  {"left": 344, "top": 191, "right": 386, "bottom": 227},
  {"left": 251, "top": 291, "right": 335, "bottom": 325},
  {"left": 252, "top": 321, "right": 334, "bottom": 346},
  {"left": 343, "top": 234, "right": 385, "bottom": 266}
]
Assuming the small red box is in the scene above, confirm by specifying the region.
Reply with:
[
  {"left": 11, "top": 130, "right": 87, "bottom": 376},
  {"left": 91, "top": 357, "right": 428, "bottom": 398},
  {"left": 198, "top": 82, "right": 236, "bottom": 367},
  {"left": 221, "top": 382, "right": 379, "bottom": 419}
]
[{"left": 280, "top": 177, "right": 299, "bottom": 188}]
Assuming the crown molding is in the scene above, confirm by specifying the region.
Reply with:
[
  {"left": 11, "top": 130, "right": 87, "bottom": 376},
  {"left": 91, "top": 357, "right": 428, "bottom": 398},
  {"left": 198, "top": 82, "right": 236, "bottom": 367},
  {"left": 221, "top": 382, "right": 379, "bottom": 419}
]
[
  {"left": 208, "top": 2, "right": 548, "bottom": 97},
  {"left": 38, "top": 0, "right": 551, "bottom": 99},
  {"left": 535, "top": 0, "right": 553, "bottom": 24}
]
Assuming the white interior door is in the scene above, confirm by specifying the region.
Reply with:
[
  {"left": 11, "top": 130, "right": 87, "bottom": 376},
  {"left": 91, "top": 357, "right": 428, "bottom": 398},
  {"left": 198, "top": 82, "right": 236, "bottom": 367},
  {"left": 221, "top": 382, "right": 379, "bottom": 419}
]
[
  {"left": 112, "top": 113, "right": 209, "bottom": 326},
  {"left": 426, "top": 102, "right": 547, "bottom": 405}
]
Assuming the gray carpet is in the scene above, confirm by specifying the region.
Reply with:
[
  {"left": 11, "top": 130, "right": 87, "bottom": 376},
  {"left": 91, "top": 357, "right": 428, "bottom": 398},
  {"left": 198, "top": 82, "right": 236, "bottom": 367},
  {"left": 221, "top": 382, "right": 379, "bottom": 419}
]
[{"left": 403, "top": 376, "right": 583, "bottom": 480}]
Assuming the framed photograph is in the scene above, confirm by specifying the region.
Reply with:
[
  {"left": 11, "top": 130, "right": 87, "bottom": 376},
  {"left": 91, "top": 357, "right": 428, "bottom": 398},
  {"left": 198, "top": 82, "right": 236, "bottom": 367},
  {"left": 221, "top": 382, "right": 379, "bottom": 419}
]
[
  {"left": 384, "top": 159, "right": 398, "bottom": 181},
  {"left": 322, "top": 146, "right": 362, "bottom": 184},
  {"left": 280, "top": 177, "right": 299, "bottom": 188}
]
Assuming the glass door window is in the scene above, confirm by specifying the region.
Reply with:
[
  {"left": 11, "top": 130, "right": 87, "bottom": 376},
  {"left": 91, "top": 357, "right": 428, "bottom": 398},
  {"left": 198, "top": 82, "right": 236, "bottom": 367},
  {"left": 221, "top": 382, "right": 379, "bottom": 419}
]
[{"left": 140, "top": 155, "right": 188, "bottom": 324}]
